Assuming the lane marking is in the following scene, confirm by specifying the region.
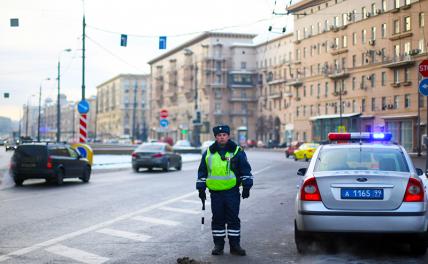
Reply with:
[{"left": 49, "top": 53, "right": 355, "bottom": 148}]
[
  {"left": 253, "top": 165, "right": 275, "bottom": 175},
  {"left": 0, "top": 191, "right": 196, "bottom": 262},
  {"left": 159, "top": 206, "right": 199, "bottom": 215},
  {"left": 96, "top": 228, "right": 151, "bottom": 242},
  {"left": 131, "top": 216, "right": 180, "bottom": 226},
  {"left": 45, "top": 244, "right": 109, "bottom": 264},
  {"left": 182, "top": 199, "right": 211, "bottom": 205}
]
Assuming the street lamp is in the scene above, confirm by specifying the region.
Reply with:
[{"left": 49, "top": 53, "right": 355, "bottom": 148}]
[
  {"left": 183, "top": 48, "right": 201, "bottom": 147},
  {"left": 57, "top": 48, "right": 72, "bottom": 142},
  {"left": 37, "top": 78, "right": 51, "bottom": 142}
]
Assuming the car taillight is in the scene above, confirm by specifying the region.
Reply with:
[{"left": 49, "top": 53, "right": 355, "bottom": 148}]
[
  {"left": 152, "top": 153, "right": 164, "bottom": 158},
  {"left": 131, "top": 152, "right": 137, "bottom": 158},
  {"left": 9, "top": 161, "right": 15, "bottom": 169},
  {"left": 47, "top": 156, "right": 53, "bottom": 169},
  {"left": 300, "top": 176, "right": 321, "bottom": 201},
  {"left": 403, "top": 177, "right": 424, "bottom": 202}
]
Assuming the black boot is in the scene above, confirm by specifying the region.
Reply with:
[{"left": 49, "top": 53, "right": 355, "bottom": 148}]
[
  {"left": 211, "top": 244, "right": 224, "bottom": 255},
  {"left": 230, "top": 244, "right": 246, "bottom": 256}
]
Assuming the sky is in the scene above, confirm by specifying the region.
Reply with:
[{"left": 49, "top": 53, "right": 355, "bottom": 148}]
[{"left": 0, "top": 0, "right": 294, "bottom": 121}]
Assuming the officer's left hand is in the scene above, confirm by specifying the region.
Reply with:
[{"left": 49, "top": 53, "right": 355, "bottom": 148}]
[{"left": 242, "top": 188, "right": 250, "bottom": 199}]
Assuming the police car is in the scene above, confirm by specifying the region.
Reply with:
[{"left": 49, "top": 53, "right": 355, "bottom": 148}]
[{"left": 295, "top": 132, "right": 428, "bottom": 255}]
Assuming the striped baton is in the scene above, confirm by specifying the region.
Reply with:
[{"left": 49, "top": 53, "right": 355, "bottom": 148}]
[{"left": 79, "top": 114, "right": 87, "bottom": 143}]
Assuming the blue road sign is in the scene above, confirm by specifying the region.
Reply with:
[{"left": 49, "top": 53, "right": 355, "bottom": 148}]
[
  {"left": 120, "top": 34, "right": 127, "bottom": 47},
  {"left": 159, "top": 36, "right": 167, "bottom": 49},
  {"left": 419, "top": 79, "right": 428, "bottom": 96},
  {"left": 160, "top": 119, "right": 169, "bottom": 127},
  {"left": 76, "top": 146, "right": 87, "bottom": 158},
  {"left": 78, "top": 99, "right": 90, "bottom": 114}
]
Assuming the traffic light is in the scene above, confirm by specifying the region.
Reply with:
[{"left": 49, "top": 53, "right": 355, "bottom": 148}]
[{"left": 120, "top": 34, "right": 128, "bottom": 47}]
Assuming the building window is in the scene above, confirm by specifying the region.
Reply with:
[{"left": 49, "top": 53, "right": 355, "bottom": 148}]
[
  {"left": 325, "top": 103, "right": 328, "bottom": 114},
  {"left": 394, "top": 95, "right": 399, "bottom": 109},
  {"left": 342, "top": 36, "right": 347, "bottom": 48},
  {"left": 362, "top": 29, "right": 367, "bottom": 44},
  {"left": 393, "top": 20, "right": 400, "bottom": 34},
  {"left": 381, "top": 72, "right": 386, "bottom": 86},
  {"left": 241, "top": 62, "right": 247, "bottom": 69},
  {"left": 362, "top": 98, "right": 366, "bottom": 112},
  {"left": 342, "top": 13, "right": 347, "bottom": 26},
  {"left": 405, "top": 94, "right": 411, "bottom": 108},
  {"left": 394, "top": 44, "right": 400, "bottom": 57},
  {"left": 352, "top": 32, "right": 357, "bottom": 45},
  {"left": 352, "top": 100, "right": 356, "bottom": 112},
  {"left": 371, "top": 3, "right": 376, "bottom": 15},
  {"left": 405, "top": 0, "right": 410, "bottom": 5},
  {"left": 334, "top": 16, "right": 339, "bottom": 27},
  {"left": 370, "top": 74, "right": 375, "bottom": 88},
  {"left": 420, "top": 13, "right": 425, "bottom": 28},
  {"left": 352, "top": 55, "right": 356, "bottom": 68},
  {"left": 310, "top": 84, "right": 313, "bottom": 96},
  {"left": 394, "top": 0, "right": 400, "bottom": 9},
  {"left": 382, "top": 0, "right": 387, "bottom": 12},
  {"left": 362, "top": 7, "right": 367, "bottom": 19},
  {"left": 325, "top": 82, "right": 329, "bottom": 97},
  {"left": 404, "top": 16, "right": 411, "bottom": 32},
  {"left": 303, "top": 106, "right": 306, "bottom": 116},
  {"left": 394, "top": 69, "right": 400, "bottom": 83},
  {"left": 371, "top": 98, "right": 376, "bottom": 111},
  {"left": 420, "top": 39, "right": 426, "bottom": 53},
  {"left": 381, "top": 23, "right": 387, "bottom": 38},
  {"left": 404, "top": 42, "right": 411, "bottom": 55},
  {"left": 404, "top": 67, "right": 410, "bottom": 82},
  {"left": 352, "top": 77, "right": 356, "bottom": 90},
  {"left": 296, "top": 107, "right": 300, "bottom": 117},
  {"left": 382, "top": 97, "right": 386, "bottom": 111},
  {"left": 371, "top": 27, "right": 376, "bottom": 40},
  {"left": 317, "top": 83, "right": 321, "bottom": 97}
]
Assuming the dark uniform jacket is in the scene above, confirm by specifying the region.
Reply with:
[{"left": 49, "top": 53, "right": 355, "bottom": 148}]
[{"left": 196, "top": 140, "right": 253, "bottom": 191}]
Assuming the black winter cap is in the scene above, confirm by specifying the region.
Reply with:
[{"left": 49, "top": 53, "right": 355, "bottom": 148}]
[{"left": 213, "top": 125, "right": 230, "bottom": 136}]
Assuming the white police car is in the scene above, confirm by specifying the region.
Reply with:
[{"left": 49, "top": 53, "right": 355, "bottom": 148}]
[{"left": 295, "top": 132, "right": 428, "bottom": 255}]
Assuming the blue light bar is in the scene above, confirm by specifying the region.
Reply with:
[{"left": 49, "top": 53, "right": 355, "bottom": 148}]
[{"left": 370, "top": 133, "right": 392, "bottom": 141}]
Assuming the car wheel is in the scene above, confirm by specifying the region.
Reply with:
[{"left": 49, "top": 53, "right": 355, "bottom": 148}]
[
  {"left": 80, "top": 167, "right": 91, "bottom": 183},
  {"left": 294, "top": 155, "right": 298, "bottom": 161},
  {"left": 294, "top": 221, "right": 310, "bottom": 254},
  {"left": 304, "top": 155, "right": 309, "bottom": 162},
  {"left": 175, "top": 161, "right": 182, "bottom": 171},
  {"left": 163, "top": 160, "right": 170, "bottom": 172},
  {"left": 133, "top": 166, "right": 139, "bottom": 173},
  {"left": 56, "top": 169, "right": 64, "bottom": 185},
  {"left": 147, "top": 167, "right": 153, "bottom": 171},
  {"left": 286, "top": 153, "right": 290, "bottom": 158},
  {"left": 14, "top": 177, "right": 23, "bottom": 187}
]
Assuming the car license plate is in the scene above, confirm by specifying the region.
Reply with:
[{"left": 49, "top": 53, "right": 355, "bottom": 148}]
[
  {"left": 21, "top": 163, "right": 36, "bottom": 168},
  {"left": 341, "top": 188, "right": 383, "bottom": 200}
]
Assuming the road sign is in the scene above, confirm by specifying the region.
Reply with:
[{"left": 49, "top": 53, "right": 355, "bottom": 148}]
[
  {"left": 10, "top": 18, "right": 19, "bottom": 27},
  {"left": 160, "top": 109, "right": 168, "bottom": 119},
  {"left": 160, "top": 119, "right": 169, "bottom": 127},
  {"left": 419, "top": 60, "right": 428, "bottom": 78},
  {"left": 77, "top": 99, "right": 90, "bottom": 114},
  {"left": 419, "top": 79, "right": 428, "bottom": 96},
  {"left": 159, "top": 36, "right": 167, "bottom": 50},
  {"left": 120, "top": 34, "right": 127, "bottom": 47}
]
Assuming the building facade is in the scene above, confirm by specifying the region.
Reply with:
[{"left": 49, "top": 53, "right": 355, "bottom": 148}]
[
  {"left": 287, "top": 0, "right": 427, "bottom": 151},
  {"left": 96, "top": 74, "right": 149, "bottom": 142},
  {"left": 148, "top": 32, "right": 258, "bottom": 146}
]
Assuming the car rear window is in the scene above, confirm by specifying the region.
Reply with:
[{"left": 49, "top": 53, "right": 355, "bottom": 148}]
[
  {"left": 15, "top": 145, "right": 47, "bottom": 159},
  {"left": 137, "top": 144, "right": 164, "bottom": 152},
  {"left": 314, "top": 147, "right": 409, "bottom": 172}
]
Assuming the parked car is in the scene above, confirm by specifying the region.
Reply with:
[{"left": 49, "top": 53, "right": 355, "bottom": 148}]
[
  {"left": 257, "top": 140, "right": 266, "bottom": 148},
  {"left": 132, "top": 142, "right": 182, "bottom": 172},
  {"left": 293, "top": 143, "right": 320, "bottom": 161},
  {"left": 246, "top": 139, "right": 257, "bottom": 148},
  {"left": 200, "top": 140, "right": 215, "bottom": 154},
  {"left": 173, "top": 140, "right": 193, "bottom": 150},
  {"left": 5, "top": 140, "right": 17, "bottom": 151},
  {"left": 9, "top": 142, "right": 91, "bottom": 186},
  {"left": 285, "top": 141, "right": 303, "bottom": 158}
]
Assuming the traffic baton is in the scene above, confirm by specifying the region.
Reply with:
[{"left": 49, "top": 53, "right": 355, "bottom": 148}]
[{"left": 201, "top": 199, "right": 205, "bottom": 231}]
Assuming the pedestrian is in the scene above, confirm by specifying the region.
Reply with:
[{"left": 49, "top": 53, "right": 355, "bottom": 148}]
[{"left": 196, "top": 125, "right": 253, "bottom": 256}]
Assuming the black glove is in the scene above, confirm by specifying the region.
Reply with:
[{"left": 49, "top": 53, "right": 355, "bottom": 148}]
[
  {"left": 242, "top": 188, "right": 250, "bottom": 199},
  {"left": 198, "top": 189, "right": 206, "bottom": 201}
]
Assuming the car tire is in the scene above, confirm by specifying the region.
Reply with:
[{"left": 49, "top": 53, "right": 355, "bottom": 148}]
[
  {"left": 304, "top": 155, "right": 309, "bottom": 162},
  {"left": 294, "top": 221, "right": 310, "bottom": 254},
  {"left": 133, "top": 166, "right": 139, "bottom": 173},
  {"left": 175, "top": 161, "right": 182, "bottom": 171},
  {"left": 14, "top": 177, "right": 23, "bottom": 187},
  {"left": 56, "top": 169, "right": 64, "bottom": 185},
  {"left": 147, "top": 167, "right": 153, "bottom": 171},
  {"left": 163, "top": 160, "right": 170, "bottom": 172},
  {"left": 80, "top": 167, "right": 91, "bottom": 183},
  {"left": 294, "top": 155, "right": 298, "bottom": 161},
  {"left": 286, "top": 153, "right": 290, "bottom": 158}
]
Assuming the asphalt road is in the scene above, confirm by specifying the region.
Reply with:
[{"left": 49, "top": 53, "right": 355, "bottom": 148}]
[{"left": 0, "top": 150, "right": 427, "bottom": 263}]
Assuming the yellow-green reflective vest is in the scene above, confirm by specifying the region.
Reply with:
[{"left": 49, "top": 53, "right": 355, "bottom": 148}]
[{"left": 205, "top": 146, "right": 240, "bottom": 191}]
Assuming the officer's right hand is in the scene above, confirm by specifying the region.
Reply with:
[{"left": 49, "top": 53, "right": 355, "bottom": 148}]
[{"left": 198, "top": 189, "right": 206, "bottom": 201}]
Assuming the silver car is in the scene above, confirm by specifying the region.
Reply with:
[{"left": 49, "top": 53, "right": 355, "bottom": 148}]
[{"left": 295, "top": 135, "right": 428, "bottom": 255}]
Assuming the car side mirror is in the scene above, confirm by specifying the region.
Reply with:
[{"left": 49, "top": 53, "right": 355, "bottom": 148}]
[
  {"left": 297, "top": 168, "right": 307, "bottom": 176},
  {"left": 416, "top": 168, "right": 424, "bottom": 176}
]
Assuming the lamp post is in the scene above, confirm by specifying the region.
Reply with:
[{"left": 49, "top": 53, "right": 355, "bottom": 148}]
[
  {"left": 57, "top": 48, "right": 72, "bottom": 142},
  {"left": 37, "top": 78, "right": 50, "bottom": 142},
  {"left": 184, "top": 48, "right": 201, "bottom": 147}
]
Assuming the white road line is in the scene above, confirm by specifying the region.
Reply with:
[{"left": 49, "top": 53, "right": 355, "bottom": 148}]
[
  {"left": 253, "top": 165, "right": 275, "bottom": 175},
  {"left": 182, "top": 199, "right": 211, "bottom": 205},
  {"left": 159, "top": 206, "right": 199, "bottom": 215},
  {"left": 0, "top": 191, "right": 196, "bottom": 263},
  {"left": 45, "top": 244, "right": 109, "bottom": 264},
  {"left": 132, "top": 216, "right": 180, "bottom": 226},
  {"left": 97, "top": 228, "right": 151, "bottom": 242}
]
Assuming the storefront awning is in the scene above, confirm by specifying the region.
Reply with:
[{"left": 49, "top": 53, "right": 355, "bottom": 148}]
[
  {"left": 379, "top": 113, "right": 418, "bottom": 120},
  {"left": 309, "top": 112, "right": 361, "bottom": 121}
]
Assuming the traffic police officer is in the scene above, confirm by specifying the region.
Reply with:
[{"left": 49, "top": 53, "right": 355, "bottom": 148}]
[{"left": 196, "top": 125, "right": 253, "bottom": 256}]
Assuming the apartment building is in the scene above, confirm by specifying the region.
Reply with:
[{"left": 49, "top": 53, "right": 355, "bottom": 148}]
[
  {"left": 255, "top": 33, "right": 295, "bottom": 144},
  {"left": 287, "top": 0, "right": 427, "bottom": 151},
  {"left": 148, "top": 32, "right": 258, "bottom": 146},
  {"left": 96, "top": 74, "right": 150, "bottom": 141}
]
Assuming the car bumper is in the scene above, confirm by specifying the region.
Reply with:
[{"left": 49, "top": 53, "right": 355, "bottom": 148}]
[
  {"left": 132, "top": 159, "right": 165, "bottom": 168},
  {"left": 11, "top": 168, "right": 55, "bottom": 179},
  {"left": 296, "top": 201, "right": 428, "bottom": 233}
]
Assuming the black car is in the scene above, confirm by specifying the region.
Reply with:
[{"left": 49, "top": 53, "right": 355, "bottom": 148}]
[
  {"left": 10, "top": 143, "right": 91, "bottom": 186},
  {"left": 132, "top": 142, "right": 182, "bottom": 172}
]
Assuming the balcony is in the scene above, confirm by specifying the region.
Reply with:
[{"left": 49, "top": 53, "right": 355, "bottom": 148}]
[
  {"left": 330, "top": 47, "right": 349, "bottom": 56},
  {"left": 230, "top": 110, "right": 253, "bottom": 116},
  {"left": 213, "top": 110, "right": 227, "bottom": 116},
  {"left": 287, "top": 79, "right": 303, "bottom": 87},
  {"left": 268, "top": 92, "right": 282, "bottom": 99},
  {"left": 207, "top": 82, "right": 225, "bottom": 88},
  {"left": 390, "top": 82, "right": 401, "bottom": 88},
  {"left": 229, "top": 96, "right": 258, "bottom": 102},
  {"left": 383, "top": 55, "right": 415, "bottom": 68},
  {"left": 327, "top": 69, "right": 350, "bottom": 79},
  {"left": 403, "top": 81, "right": 412, "bottom": 86},
  {"left": 267, "top": 79, "right": 286, "bottom": 86},
  {"left": 229, "top": 83, "right": 255, "bottom": 88},
  {"left": 389, "top": 31, "right": 413, "bottom": 41}
]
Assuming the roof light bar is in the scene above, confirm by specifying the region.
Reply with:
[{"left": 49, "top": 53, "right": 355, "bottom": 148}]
[{"left": 328, "top": 132, "right": 392, "bottom": 141}]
